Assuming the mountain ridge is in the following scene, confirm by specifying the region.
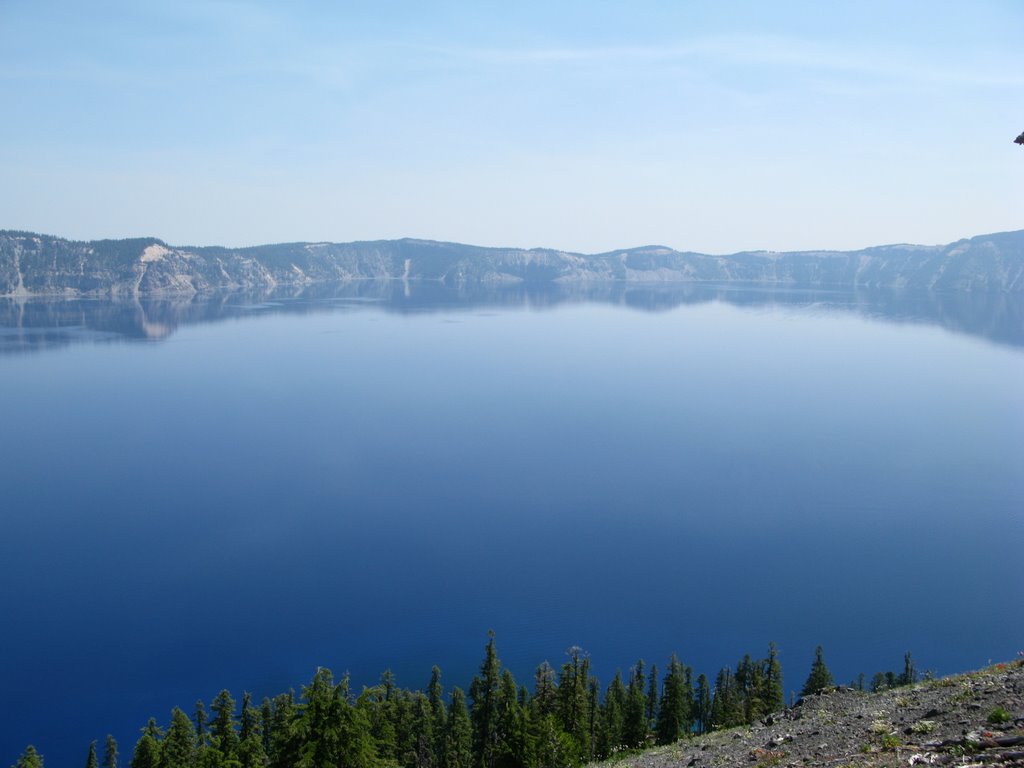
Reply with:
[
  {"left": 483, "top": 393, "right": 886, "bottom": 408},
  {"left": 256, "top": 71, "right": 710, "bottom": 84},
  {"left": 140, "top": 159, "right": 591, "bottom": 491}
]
[{"left": 2, "top": 228, "right": 1023, "bottom": 296}]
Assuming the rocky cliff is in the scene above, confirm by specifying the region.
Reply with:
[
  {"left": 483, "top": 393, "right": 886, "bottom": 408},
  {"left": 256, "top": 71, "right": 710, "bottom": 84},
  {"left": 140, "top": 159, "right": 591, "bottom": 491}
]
[{"left": 2, "top": 229, "right": 1022, "bottom": 296}]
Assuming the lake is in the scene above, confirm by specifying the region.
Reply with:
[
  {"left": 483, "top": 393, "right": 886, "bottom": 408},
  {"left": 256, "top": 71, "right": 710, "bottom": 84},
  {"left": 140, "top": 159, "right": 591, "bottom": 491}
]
[{"left": 1, "top": 282, "right": 1022, "bottom": 766}]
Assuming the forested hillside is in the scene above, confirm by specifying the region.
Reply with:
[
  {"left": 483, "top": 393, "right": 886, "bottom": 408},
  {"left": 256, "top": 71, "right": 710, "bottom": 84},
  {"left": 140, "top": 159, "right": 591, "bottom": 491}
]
[
  {"left": 2, "top": 229, "right": 1022, "bottom": 297},
  {"left": 9, "top": 637, "right": 931, "bottom": 768}
]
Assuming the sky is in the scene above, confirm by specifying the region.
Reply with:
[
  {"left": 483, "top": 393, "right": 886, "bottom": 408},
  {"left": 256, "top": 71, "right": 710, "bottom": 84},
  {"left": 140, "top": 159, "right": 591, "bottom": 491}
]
[{"left": 1, "top": 0, "right": 1022, "bottom": 253}]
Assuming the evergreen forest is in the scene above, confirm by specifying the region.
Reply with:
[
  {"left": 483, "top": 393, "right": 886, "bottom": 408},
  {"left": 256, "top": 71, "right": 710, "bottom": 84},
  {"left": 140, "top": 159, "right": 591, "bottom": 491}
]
[{"left": 10, "top": 636, "right": 921, "bottom": 768}]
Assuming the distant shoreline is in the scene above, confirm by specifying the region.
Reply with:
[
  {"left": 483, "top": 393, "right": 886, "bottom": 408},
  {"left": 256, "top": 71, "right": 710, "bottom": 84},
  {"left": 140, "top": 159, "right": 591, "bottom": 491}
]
[{"left": 2, "top": 228, "right": 1022, "bottom": 297}]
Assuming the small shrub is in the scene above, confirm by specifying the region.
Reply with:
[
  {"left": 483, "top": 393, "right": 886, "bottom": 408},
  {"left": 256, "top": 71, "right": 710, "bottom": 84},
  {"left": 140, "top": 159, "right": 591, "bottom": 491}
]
[
  {"left": 950, "top": 686, "right": 974, "bottom": 704},
  {"left": 987, "top": 706, "right": 1011, "bottom": 724},
  {"left": 880, "top": 733, "right": 900, "bottom": 751},
  {"left": 870, "top": 719, "right": 892, "bottom": 734},
  {"left": 910, "top": 720, "right": 936, "bottom": 734}
]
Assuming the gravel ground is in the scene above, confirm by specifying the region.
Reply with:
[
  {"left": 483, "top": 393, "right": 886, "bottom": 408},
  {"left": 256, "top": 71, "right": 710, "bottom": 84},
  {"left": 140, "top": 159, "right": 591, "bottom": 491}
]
[{"left": 596, "top": 660, "right": 1024, "bottom": 768}]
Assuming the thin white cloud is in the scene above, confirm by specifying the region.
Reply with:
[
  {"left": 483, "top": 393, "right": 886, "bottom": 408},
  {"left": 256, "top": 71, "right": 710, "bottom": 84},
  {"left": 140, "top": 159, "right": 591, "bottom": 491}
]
[{"left": 419, "top": 34, "right": 1024, "bottom": 89}]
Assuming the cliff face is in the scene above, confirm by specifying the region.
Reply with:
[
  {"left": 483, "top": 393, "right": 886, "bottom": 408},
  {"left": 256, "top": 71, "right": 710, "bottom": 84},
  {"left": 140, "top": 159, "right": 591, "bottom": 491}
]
[{"left": 2, "top": 229, "right": 1022, "bottom": 296}]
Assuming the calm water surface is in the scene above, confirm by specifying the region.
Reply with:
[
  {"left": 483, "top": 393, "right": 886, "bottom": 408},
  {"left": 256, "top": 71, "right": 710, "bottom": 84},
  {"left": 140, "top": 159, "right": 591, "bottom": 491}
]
[{"left": 1, "top": 284, "right": 1022, "bottom": 765}]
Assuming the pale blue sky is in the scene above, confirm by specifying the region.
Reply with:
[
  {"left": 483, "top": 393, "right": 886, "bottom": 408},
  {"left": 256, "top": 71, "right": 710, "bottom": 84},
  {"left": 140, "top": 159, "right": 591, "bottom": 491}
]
[{"left": 2, "top": 1, "right": 1022, "bottom": 252}]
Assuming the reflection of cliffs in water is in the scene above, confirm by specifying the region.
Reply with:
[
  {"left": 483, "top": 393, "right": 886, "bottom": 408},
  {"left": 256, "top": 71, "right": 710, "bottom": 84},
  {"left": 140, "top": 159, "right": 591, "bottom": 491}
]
[{"left": 1, "top": 281, "right": 1022, "bottom": 355}]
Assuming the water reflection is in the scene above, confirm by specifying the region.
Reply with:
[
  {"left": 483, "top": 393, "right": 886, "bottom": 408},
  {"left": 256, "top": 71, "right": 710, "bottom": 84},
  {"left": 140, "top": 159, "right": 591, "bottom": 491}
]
[{"left": 1, "top": 281, "right": 1021, "bottom": 355}]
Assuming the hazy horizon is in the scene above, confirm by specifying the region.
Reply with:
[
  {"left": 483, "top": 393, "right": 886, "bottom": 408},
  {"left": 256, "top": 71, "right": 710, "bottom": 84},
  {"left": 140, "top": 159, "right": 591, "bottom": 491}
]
[
  {"left": 2, "top": 1, "right": 1022, "bottom": 253},
  {"left": 7, "top": 223, "right": 1023, "bottom": 258}
]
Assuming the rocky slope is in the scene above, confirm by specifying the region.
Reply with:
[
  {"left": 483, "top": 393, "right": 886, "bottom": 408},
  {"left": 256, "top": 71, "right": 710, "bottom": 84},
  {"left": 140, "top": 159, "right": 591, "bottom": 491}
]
[
  {"left": 1, "top": 229, "right": 1023, "bottom": 296},
  {"left": 598, "top": 661, "right": 1024, "bottom": 768}
]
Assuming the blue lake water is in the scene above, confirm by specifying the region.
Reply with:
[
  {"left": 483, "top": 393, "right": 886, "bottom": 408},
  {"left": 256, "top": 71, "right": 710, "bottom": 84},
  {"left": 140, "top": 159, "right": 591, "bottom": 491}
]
[{"left": 1, "top": 283, "right": 1022, "bottom": 766}]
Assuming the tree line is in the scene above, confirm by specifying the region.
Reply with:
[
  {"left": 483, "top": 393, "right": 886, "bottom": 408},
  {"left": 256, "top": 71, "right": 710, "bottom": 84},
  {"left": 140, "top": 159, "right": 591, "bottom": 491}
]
[{"left": 11, "top": 637, "right": 916, "bottom": 768}]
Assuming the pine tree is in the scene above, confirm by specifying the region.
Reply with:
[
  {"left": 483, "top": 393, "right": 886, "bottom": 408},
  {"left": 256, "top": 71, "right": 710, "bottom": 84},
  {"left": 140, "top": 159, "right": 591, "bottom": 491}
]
[
  {"left": 622, "top": 660, "right": 648, "bottom": 748},
  {"left": 801, "top": 646, "right": 834, "bottom": 696},
  {"left": 160, "top": 708, "right": 196, "bottom": 768},
  {"left": 103, "top": 735, "right": 119, "bottom": 768},
  {"left": 597, "top": 671, "right": 626, "bottom": 756},
  {"left": 355, "top": 681, "right": 397, "bottom": 762},
  {"left": 586, "top": 678, "right": 600, "bottom": 764},
  {"left": 645, "top": 664, "right": 659, "bottom": 728},
  {"left": 556, "top": 646, "right": 591, "bottom": 759},
  {"left": 735, "top": 654, "right": 766, "bottom": 722},
  {"left": 428, "top": 666, "right": 447, "bottom": 727},
  {"left": 495, "top": 669, "right": 524, "bottom": 768},
  {"left": 394, "top": 690, "right": 419, "bottom": 768},
  {"left": 760, "top": 643, "right": 785, "bottom": 715},
  {"left": 428, "top": 666, "right": 447, "bottom": 763},
  {"left": 443, "top": 688, "right": 473, "bottom": 768},
  {"left": 694, "top": 675, "right": 712, "bottom": 734},
  {"left": 870, "top": 672, "right": 887, "bottom": 693},
  {"left": 260, "top": 698, "right": 274, "bottom": 759},
  {"left": 899, "top": 652, "right": 916, "bottom": 687},
  {"left": 406, "top": 692, "right": 438, "bottom": 768},
  {"left": 295, "top": 669, "right": 345, "bottom": 768},
  {"left": 292, "top": 667, "right": 374, "bottom": 768},
  {"left": 655, "top": 654, "right": 691, "bottom": 745},
  {"left": 86, "top": 742, "right": 99, "bottom": 768},
  {"left": 193, "top": 701, "right": 208, "bottom": 747},
  {"left": 267, "top": 692, "right": 297, "bottom": 768},
  {"left": 130, "top": 720, "right": 163, "bottom": 768},
  {"left": 209, "top": 690, "right": 239, "bottom": 761},
  {"left": 238, "top": 692, "right": 266, "bottom": 768},
  {"left": 13, "top": 746, "right": 44, "bottom": 768},
  {"left": 470, "top": 631, "right": 502, "bottom": 768},
  {"left": 710, "top": 668, "right": 742, "bottom": 729},
  {"left": 532, "top": 662, "right": 557, "bottom": 718}
]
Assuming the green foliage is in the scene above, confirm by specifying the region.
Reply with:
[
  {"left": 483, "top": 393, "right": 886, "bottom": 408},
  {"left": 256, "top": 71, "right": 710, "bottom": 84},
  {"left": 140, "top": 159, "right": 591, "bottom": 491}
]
[
  {"left": 209, "top": 690, "right": 239, "bottom": 762},
  {"left": 645, "top": 664, "right": 659, "bottom": 728},
  {"left": 655, "top": 654, "right": 691, "bottom": 745},
  {"left": 710, "top": 668, "right": 743, "bottom": 729},
  {"left": 103, "top": 736, "right": 118, "bottom": 768},
  {"left": 13, "top": 745, "right": 44, "bottom": 768},
  {"left": 909, "top": 720, "right": 936, "bottom": 734},
  {"left": 266, "top": 692, "right": 297, "bottom": 768},
  {"left": 293, "top": 668, "right": 375, "bottom": 768},
  {"left": 596, "top": 671, "right": 626, "bottom": 757},
  {"left": 870, "top": 672, "right": 888, "bottom": 693},
  {"left": 694, "top": 674, "right": 712, "bottom": 735},
  {"left": 760, "top": 643, "right": 785, "bottom": 715},
  {"left": 129, "top": 720, "right": 162, "bottom": 768},
  {"left": 800, "top": 646, "right": 834, "bottom": 696},
  {"left": 621, "top": 660, "right": 648, "bottom": 749},
  {"left": 469, "top": 631, "right": 502, "bottom": 768},
  {"left": 556, "top": 646, "right": 592, "bottom": 759},
  {"left": 160, "top": 708, "right": 197, "bottom": 768},
  {"left": 25, "top": 636, "right": 796, "bottom": 768},
  {"left": 532, "top": 662, "right": 557, "bottom": 719},
  {"left": 987, "top": 706, "right": 1011, "bottom": 724},
  {"left": 194, "top": 701, "right": 208, "bottom": 746},
  {"left": 443, "top": 688, "right": 472, "bottom": 768},
  {"left": 880, "top": 733, "right": 900, "bottom": 751},
  {"left": 899, "top": 652, "right": 917, "bottom": 687}
]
